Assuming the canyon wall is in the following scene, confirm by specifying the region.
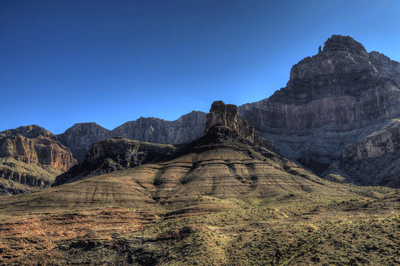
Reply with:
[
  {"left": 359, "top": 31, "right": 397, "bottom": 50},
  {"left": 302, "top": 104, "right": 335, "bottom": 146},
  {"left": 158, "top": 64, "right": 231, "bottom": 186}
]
[{"left": 239, "top": 35, "right": 400, "bottom": 186}]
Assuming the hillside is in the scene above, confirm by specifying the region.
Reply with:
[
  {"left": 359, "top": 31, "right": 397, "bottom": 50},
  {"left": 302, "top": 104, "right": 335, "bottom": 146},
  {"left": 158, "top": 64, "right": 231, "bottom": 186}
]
[{"left": 1, "top": 101, "right": 399, "bottom": 265}]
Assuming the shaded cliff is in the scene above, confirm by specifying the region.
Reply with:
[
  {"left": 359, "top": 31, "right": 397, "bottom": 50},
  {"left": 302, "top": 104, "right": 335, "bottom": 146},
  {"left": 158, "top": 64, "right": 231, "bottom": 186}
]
[
  {"left": 57, "top": 122, "right": 111, "bottom": 164},
  {"left": 53, "top": 137, "right": 178, "bottom": 186}
]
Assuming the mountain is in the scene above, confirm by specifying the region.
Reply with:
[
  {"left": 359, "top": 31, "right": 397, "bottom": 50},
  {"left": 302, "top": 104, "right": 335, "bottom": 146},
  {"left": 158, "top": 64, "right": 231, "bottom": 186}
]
[
  {"left": 56, "top": 122, "right": 111, "bottom": 164},
  {"left": 239, "top": 35, "right": 400, "bottom": 187},
  {"left": 58, "top": 111, "right": 206, "bottom": 163},
  {"left": 0, "top": 125, "right": 76, "bottom": 195}
]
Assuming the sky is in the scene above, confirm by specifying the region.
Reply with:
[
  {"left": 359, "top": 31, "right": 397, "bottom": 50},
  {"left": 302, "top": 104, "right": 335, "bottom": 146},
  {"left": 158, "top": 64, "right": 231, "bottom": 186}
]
[{"left": 1, "top": 0, "right": 400, "bottom": 134}]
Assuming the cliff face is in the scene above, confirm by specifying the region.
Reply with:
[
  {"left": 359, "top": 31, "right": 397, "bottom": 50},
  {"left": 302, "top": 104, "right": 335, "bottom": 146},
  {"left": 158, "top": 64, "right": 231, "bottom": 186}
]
[
  {"left": 53, "top": 137, "right": 177, "bottom": 186},
  {"left": 57, "top": 122, "right": 111, "bottom": 164},
  {"left": 0, "top": 125, "right": 76, "bottom": 194},
  {"left": 58, "top": 111, "right": 206, "bottom": 163},
  {"left": 239, "top": 35, "right": 400, "bottom": 186},
  {"left": 205, "top": 101, "right": 273, "bottom": 150}
]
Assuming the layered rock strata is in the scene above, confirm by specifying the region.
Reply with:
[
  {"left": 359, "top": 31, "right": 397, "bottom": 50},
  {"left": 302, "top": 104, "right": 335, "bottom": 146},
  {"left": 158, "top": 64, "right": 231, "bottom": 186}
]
[
  {"left": 0, "top": 125, "right": 76, "bottom": 194},
  {"left": 239, "top": 35, "right": 400, "bottom": 186}
]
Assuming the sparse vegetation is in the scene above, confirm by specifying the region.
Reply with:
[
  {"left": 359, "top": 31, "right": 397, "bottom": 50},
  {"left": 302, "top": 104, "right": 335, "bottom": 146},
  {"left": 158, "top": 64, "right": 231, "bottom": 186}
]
[{"left": 1, "top": 130, "right": 399, "bottom": 265}]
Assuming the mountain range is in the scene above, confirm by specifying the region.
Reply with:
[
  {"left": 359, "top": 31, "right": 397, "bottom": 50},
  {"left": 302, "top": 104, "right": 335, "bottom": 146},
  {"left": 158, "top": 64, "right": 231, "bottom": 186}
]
[
  {"left": 1, "top": 35, "right": 400, "bottom": 265},
  {"left": 2, "top": 35, "right": 399, "bottom": 194}
]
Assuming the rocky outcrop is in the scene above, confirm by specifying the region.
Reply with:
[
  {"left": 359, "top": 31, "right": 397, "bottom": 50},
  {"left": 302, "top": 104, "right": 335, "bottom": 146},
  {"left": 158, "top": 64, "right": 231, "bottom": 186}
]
[
  {"left": 58, "top": 111, "right": 206, "bottom": 163},
  {"left": 0, "top": 125, "right": 76, "bottom": 172},
  {"left": 53, "top": 137, "right": 178, "bottom": 186},
  {"left": 239, "top": 35, "right": 400, "bottom": 185},
  {"left": 205, "top": 101, "right": 273, "bottom": 150},
  {"left": 0, "top": 125, "right": 76, "bottom": 193},
  {"left": 0, "top": 168, "right": 51, "bottom": 187},
  {"left": 342, "top": 123, "right": 400, "bottom": 161}
]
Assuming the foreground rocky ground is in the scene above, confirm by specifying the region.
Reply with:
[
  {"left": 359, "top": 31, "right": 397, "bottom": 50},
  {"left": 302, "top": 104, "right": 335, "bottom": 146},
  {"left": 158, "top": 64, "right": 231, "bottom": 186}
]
[{"left": 1, "top": 181, "right": 399, "bottom": 265}]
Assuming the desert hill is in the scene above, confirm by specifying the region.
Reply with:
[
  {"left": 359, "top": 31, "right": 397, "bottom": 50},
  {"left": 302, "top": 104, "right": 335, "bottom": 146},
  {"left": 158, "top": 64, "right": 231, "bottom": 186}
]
[{"left": 2, "top": 101, "right": 391, "bottom": 265}]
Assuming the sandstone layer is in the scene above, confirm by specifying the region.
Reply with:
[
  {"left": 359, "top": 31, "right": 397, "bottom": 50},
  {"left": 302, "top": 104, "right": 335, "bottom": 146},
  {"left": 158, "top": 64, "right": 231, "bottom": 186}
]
[
  {"left": 0, "top": 125, "right": 76, "bottom": 194},
  {"left": 239, "top": 35, "right": 400, "bottom": 186}
]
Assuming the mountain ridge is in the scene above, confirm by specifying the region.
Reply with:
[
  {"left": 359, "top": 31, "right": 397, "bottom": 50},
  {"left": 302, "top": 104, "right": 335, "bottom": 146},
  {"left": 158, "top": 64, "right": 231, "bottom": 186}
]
[{"left": 57, "top": 111, "right": 207, "bottom": 163}]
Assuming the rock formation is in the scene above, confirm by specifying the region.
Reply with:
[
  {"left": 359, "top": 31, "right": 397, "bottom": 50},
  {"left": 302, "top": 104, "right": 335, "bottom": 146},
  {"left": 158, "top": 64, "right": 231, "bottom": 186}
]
[
  {"left": 0, "top": 125, "right": 76, "bottom": 194},
  {"left": 239, "top": 35, "right": 400, "bottom": 187},
  {"left": 53, "top": 137, "right": 178, "bottom": 186},
  {"left": 58, "top": 111, "right": 206, "bottom": 163},
  {"left": 205, "top": 101, "right": 273, "bottom": 150}
]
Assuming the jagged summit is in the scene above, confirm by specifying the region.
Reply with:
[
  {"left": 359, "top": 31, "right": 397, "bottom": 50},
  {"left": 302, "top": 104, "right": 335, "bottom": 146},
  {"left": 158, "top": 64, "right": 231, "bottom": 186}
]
[{"left": 323, "top": 35, "right": 368, "bottom": 57}]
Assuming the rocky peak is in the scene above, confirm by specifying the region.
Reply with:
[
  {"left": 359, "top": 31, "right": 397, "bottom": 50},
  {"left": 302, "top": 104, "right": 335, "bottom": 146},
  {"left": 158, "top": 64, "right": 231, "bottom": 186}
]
[
  {"left": 62, "top": 122, "right": 110, "bottom": 136},
  {"left": 0, "top": 125, "right": 54, "bottom": 140},
  {"left": 204, "top": 101, "right": 272, "bottom": 149},
  {"left": 323, "top": 35, "right": 368, "bottom": 57},
  {"left": 289, "top": 35, "right": 378, "bottom": 81},
  {"left": 57, "top": 122, "right": 111, "bottom": 163}
]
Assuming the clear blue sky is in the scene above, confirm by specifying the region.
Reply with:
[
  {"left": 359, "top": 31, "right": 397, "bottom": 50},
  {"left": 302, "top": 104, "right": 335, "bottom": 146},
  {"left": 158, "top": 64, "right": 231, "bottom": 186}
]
[{"left": 2, "top": 0, "right": 399, "bottom": 134}]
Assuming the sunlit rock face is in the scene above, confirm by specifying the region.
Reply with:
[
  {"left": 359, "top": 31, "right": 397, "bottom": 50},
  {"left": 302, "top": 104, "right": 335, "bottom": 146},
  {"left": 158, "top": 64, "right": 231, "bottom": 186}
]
[
  {"left": 0, "top": 125, "right": 76, "bottom": 194},
  {"left": 239, "top": 35, "right": 400, "bottom": 186}
]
